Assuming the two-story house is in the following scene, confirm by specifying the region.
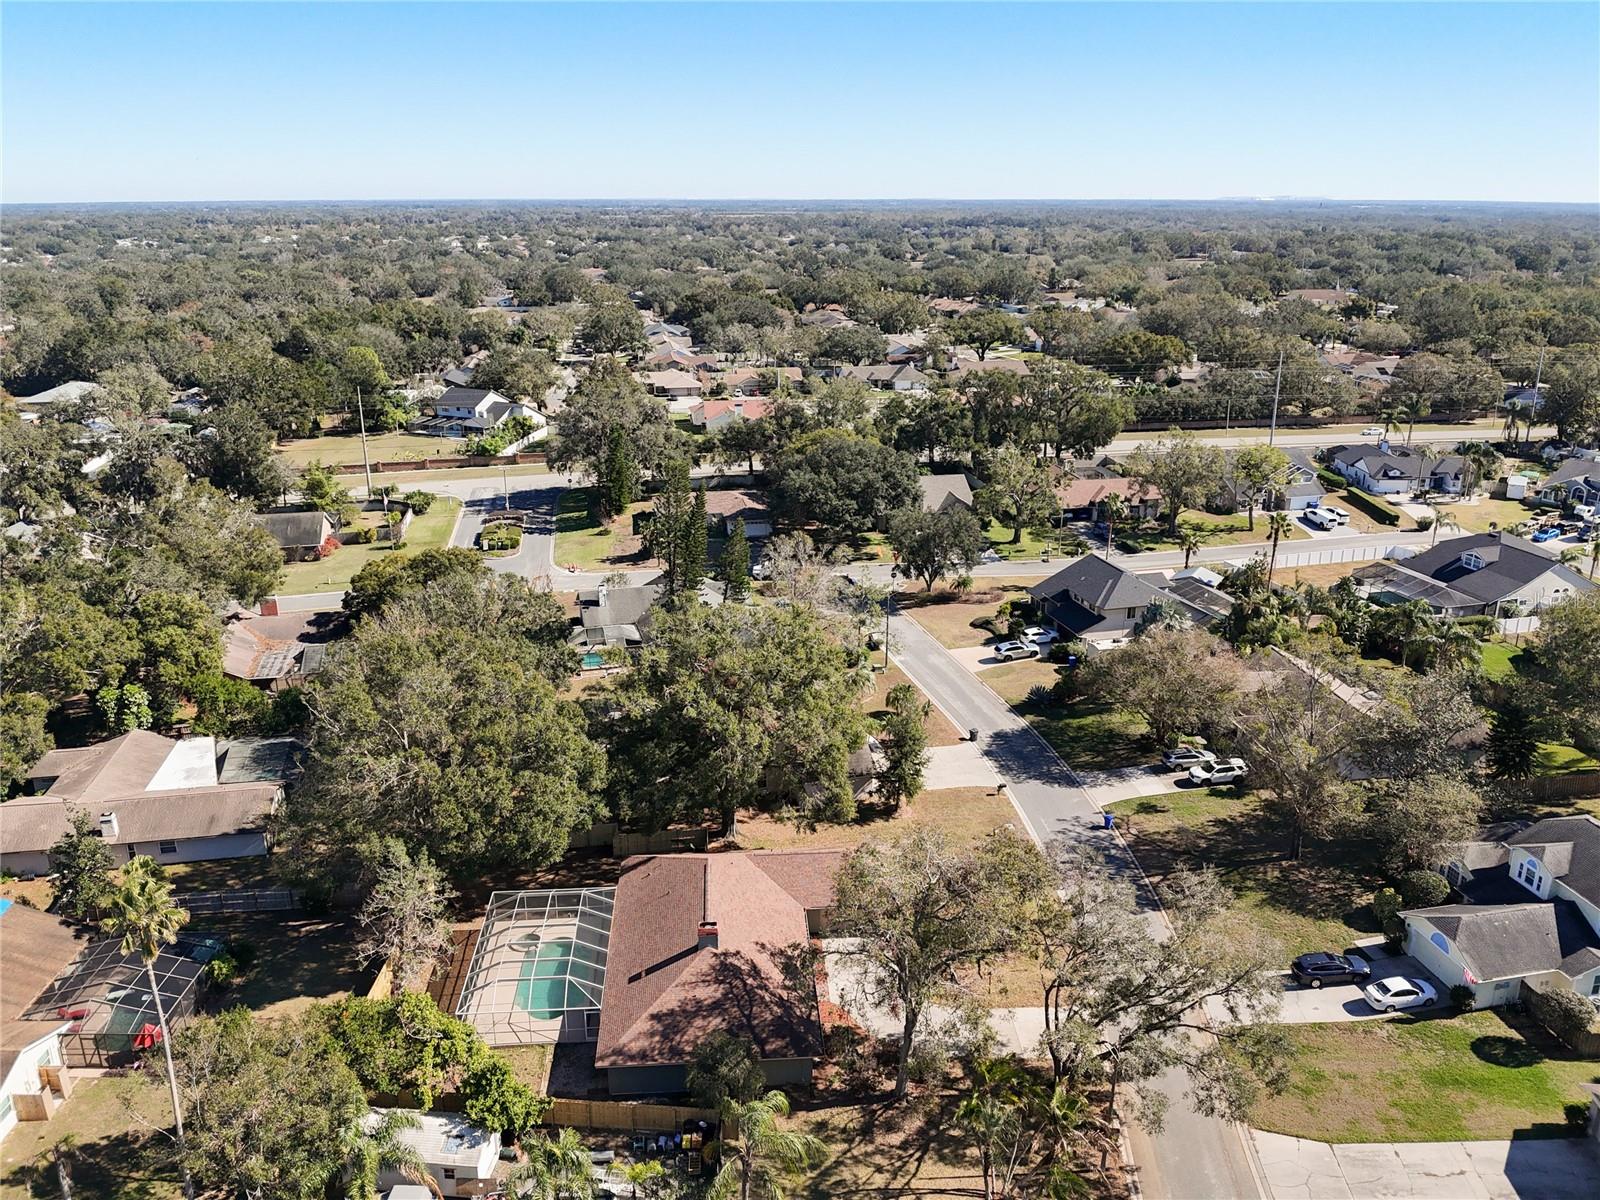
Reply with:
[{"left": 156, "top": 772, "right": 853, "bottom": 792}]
[
  {"left": 1406, "top": 816, "right": 1600, "bottom": 1011},
  {"left": 1349, "top": 532, "right": 1593, "bottom": 616},
  {"left": 411, "top": 387, "right": 543, "bottom": 440}
]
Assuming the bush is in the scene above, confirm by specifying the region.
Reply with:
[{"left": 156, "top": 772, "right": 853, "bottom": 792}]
[
  {"left": 1416, "top": 515, "right": 1435, "bottom": 531},
  {"left": 402, "top": 489, "right": 435, "bottom": 514},
  {"left": 1343, "top": 487, "right": 1404, "bottom": 527},
  {"left": 1397, "top": 870, "right": 1451, "bottom": 908},
  {"left": 1564, "top": 1102, "right": 1591, "bottom": 1132},
  {"left": 1371, "top": 886, "right": 1403, "bottom": 926},
  {"left": 205, "top": 953, "right": 240, "bottom": 988},
  {"left": 1526, "top": 986, "right": 1598, "bottom": 1049},
  {"left": 1449, "top": 984, "right": 1476, "bottom": 1011},
  {"left": 1382, "top": 916, "right": 1407, "bottom": 953},
  {"left": 479, "top": 524, "right": 522, "bottom": 553},
  {"left": 347, "top": 526, "right": 377, "bottom": 545}
]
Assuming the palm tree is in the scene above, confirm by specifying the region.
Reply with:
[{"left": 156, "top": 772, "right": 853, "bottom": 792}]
[
  {"left": 1403, "top": 392, "right": 1431, "bottom": 445},
  {"left": 504, "top": 1128, "right": 594, "bottom": 1200},
  {"left": 101, "top": 857, "right": 194, "bottom": 1200},
  {"left": 708, "top": 1090, "right": 826, "bottom": 1200},
  {"left": 620, "top": 1160, "right": 666, "bottom": 1198},
  {"left": 1099, "top": 494, "right": 1128, "bottom": 561},
  {"left": 1458, "top": 441, "right": 1502, "bottom": 499},
  {"left": 1428, "top": 503, "right": 1460, "bottom": 547},
  {"left": 339, "top": 1109, "right": 437, "bottom": 1200},
  {"left": 1265, "top": 510, "right": 1293, "bottom": 585},
  {"left": 1430, "top": 622, "right": 1482, "bottom": 671},
  {"left": 30, "top": 1135, "right": 79, "bottom": 1200},
  {"left": 1176, "top": 522, "right": 1213, "bottom": 569}
]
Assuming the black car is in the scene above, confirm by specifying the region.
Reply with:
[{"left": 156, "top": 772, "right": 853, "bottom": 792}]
[{"left": 1290, "top": 952, "right": 1372, "bottom": 988}]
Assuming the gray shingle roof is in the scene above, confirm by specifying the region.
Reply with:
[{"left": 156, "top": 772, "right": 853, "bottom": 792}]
[
  {"left": 1406, "top": 901, "right": 1600, "bottom": 981},
  {"left": 1030, "top": 555, "right": 1168, "bottom": 613},
  {"left": 259, "top": 511, "right": 333, "bottom": 550},
  {"left": 1399, "top": 532, "right": 1590, "bottom": 606},
  {"left": 1508, "top": 815, "right": 1600, "bottom": 908}
]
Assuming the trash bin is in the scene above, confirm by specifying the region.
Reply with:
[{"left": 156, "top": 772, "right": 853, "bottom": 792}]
[
  {"left": 968, "top": 727, "right": 979, "bottom": 742},
  {"left": 1102, "top": 812, "right": 1115, "bottom": 829}
]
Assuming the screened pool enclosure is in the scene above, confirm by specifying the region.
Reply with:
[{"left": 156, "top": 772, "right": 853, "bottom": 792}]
[{"left": 455, "top": 888, "right": 614, "bottom": 1046}]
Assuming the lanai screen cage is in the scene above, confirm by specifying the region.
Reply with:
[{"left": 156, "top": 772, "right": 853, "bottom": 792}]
[
  {"left": 456, "top": 888, "right": 614, "bottom": 1047},
  {"left": 21, "top": 938, "right": 203, "bottom": 1068}
]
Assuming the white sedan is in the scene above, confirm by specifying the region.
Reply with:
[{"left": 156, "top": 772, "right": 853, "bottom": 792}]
[
  {"left": 1163, "top": 746, "right": 1216, "bottom": 769},
  {"left": 992, "top": 640, "right": 1038, "bottom": 661},
  {"left": 1362, "top": 976, "right": 1438, "bottom": 1013},
  {"left": 1022, "top": 626, "right": 1058, "bottom": 647},
  {"left": 1360, "top": 426, "right": 1386, "bottom": 438},
  {"left": 1188, "top": 757, "right": 1248, "bottom": 785}
]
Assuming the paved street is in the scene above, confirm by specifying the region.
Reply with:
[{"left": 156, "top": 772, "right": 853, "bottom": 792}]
[{"left": 885, "top": 604, "right": 1267, "bottom": 1200}]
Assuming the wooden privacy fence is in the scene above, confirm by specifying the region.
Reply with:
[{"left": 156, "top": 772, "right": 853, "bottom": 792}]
[
  {"left": 546, "top": 1099, "right": 722, "bottom": 1135},
  {"left": 566, "top": 823, "right": 713, "bottom": 856},
  {"left": 1526, "top": 772, "right": 1600, "bottom": 802},
  {"left": 331, "top": 451, "right": 547, "bottom": 475},
  {"left": 180, "top": 887, "right": 299, "bottom": 914}
]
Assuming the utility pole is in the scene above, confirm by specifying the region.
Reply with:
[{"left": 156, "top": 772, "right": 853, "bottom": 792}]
[
  {"left": 1268, "top": 350, "right": 1284, "bottom": 447},
  {"left": 502, "top": 466, "right": 510, "bottom": 511},
  {"left": 1528, "top": 348, "right": 1545, "bottom": 446},
  {"left": 354, "top": 387, "right": 374, "bottom": 498}
]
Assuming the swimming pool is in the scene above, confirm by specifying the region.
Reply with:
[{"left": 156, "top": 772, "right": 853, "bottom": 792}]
[{"left": 513, "top": 937, "right": 606, "bottom": 1019}]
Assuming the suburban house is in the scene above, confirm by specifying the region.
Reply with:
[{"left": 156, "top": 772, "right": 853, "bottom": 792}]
[
  {"left": 0, "top": 902, "right": 86, "bottom": 1144},
  {"left": 1325, "top": 444, "right": 1466, "bottom": 496},
  {"left": 1054, "top": 476, "right": 1162, "bottom": 523},
  {"left": 917, "top": 472, "right": 980, "bottom": 517},
  {"left": 369, "top": 1109, "right": 500, "bottom": 1198},
  {"left": 691, "top": 397, "right": 770, "bottom": 432},
  {"left": 839, "top": 363, "right": 931, "bottom": 392},
  {"left": 640, "top": 369, "right": 703, "bottom": 400},
  {"left": 258, "top": 511, "right": 336, "bottom": 562},
  {"left": 928, "top": 297, "right": 981, "bottom": 318},
  {"left": 411, "top": 387, "right": 541, "bottom": 439},
  {"left": 708, "top": 366, "right": 803, "bottom": 397},
  {"left": 222, "top": 606, "right": 340, "bottom": 690},
  {"left": 702, "top": 489, "right": 773, "bottom": 538},
  {"left": 642, "top": 321, "right": 690, "bottom": 341},
  {"left": 0, "top": 898, "right": 204, "bottom": 1084},
  {"left": 799, "top": 306, "right": 856, "bottom": 329},
  {"left": 571, "top": 575, "right": 724, "bottom": 652},
  {"left": 2, "top": 731, "right": 290, "bottom": 877},
  {"left": 1028, "top": 555, "right": 1223, "bottom": 649},
  {"left": 1349, "top": 532, "right": 1593, "bottom": 616},
  {"left": 594, "top": 850, "right": 842, "bottom": 1096},
  {"left": 1264, "top": 452, "right": 1326, "bottom": 512},
  {"left": 948, "top": 357, "right": 1031, "bottom": 384},
  {"left": 1407, "top": 816, "right": 1600, "bottom": 1011},
  {"left": 643, "top": 346, "right": 716, "bottom": 372},
  {"left": 1532, "top": 457, "right": 1600, "bottom": 509}
]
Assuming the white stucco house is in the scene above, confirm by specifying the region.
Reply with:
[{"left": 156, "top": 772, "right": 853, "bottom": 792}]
[
  {"left": 411, "top": 387, "right": 543, "bottom": 440},
  {"left": 1404, "top": 816, "right": 1600, "bottom": 1011},
  {"left": 0, "top": 903, "right": 85, "bottom": 1144},
  {"left": 1326, "top": 443, "right": 1466, "bottom": 496}
]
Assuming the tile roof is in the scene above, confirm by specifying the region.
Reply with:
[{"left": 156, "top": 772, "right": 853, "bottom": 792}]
[
  {"left": 693, "top": 398, "right": 770, "bottom": 423},
  {"left": 594, "top": 850, "right": 843, "bottom": 1070}
]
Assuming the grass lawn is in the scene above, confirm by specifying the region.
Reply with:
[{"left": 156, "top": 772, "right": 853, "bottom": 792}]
[
  {"left": 984, "top": 662, "right": 1152, "bottom": 771},
  {"left": 276, "top": 496, "right": 462, "bottom": 594},
  {"left": 980, "top": 518, "right": 1082, "bottom": 561},
  {"left": 865, "top": 664, "right": 964, "bottom": 746},
  {"left": 897, "top": 579, "right": 1044, "bottom": 649},
  {"left": 1443, "top": 496, "right": 1536, "bottom": 534},
  {"left": 1478, "top": 640, "right": 1525, "bottom": 681},
  {"left": 195, "top": 913, "right": 373, "bottom": 1018},
  {"left": 1253, "top": 1010, "right": 1600, "bottom": 1143},
  {"left": 1119, "top": 510, "right": 1312, "bottom": 553},
  {"left": 1536, "top": 742, "right": 1600, "bottom": 775},
  {"left": 499, "top": 1044, "right": 553, "bottom": 1094},
  {"left": 734, "top": 786, "right": 1020, "bottom": 853},
  {"left": 1106, "top": 788, "right": 1385, "bottom": 956},
  {"left": 276, "top": 431, "right": 463, "bottom": 468},
  {"left": 162, "top": 855, "right": 281, "bottom": 893},
  {"left": 0, "top": 1074, "right": 182, "bottom": 1200},
  {"left": 552, "top": 489, "right": 656, "bottom": 571}
]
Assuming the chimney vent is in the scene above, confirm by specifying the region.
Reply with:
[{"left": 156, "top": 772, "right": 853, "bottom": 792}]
[
  {"left": 98, "top": 811, "right": 119, "bottom": 840},
  {"left": 258, "top": 597, "right": 280, "bottom": 617},
  {"left": 696, "top": 921, "right": 719, "bottom": 951}
]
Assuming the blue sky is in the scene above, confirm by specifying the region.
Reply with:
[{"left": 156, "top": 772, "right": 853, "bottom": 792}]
[{"left": 3, "top": 2, "right": 1596, "bottom": 204}]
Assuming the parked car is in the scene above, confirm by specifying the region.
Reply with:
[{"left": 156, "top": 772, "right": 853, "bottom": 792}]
[
  {"left": 1022, "top": 626, "right": 1058, "bottom": 647},
  {"left": 1360, "top": 426, "right": 1386, "bottom": 438},
  {"left": 1531, "top": 525, "right": 1564, "bottom": 543},
  {"left": 1304, "top": 508, "right": 1339, "bottom": 530},
  {"left": 1362, "top": 976, "right": 1437, "bottom": 1013},
  {"left": 1162, "top": 746, "right": 1217, "bottom": 769},
  {"left": 1188, "top": 757, "right": 1249, "bottom": 785},
  {"left": 993, "top": 640, "right": 1038, "bottom": 661},
  {"left": 1322, "top": 506, "right": 1351, "bottom": 525},
  {"left": 1290, "top": 952, "right": 1373, "bottom": 988}
]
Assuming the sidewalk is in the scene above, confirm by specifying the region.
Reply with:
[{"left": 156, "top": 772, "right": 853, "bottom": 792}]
[{"left": 1251, "top": 1129, "right": 1599, "bottom": 1199}]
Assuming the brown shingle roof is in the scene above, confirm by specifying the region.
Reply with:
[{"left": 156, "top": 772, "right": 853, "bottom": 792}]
[
  {"left": 594, "top": 851, "right": 843, "bottom": 1070},
  {"left": 0, "top": 904, "right": 90, "bottom": 1075},
  {"left": 29, "top": 731, "right": 177, "bottom": 803},
  {"left": 0, "top": 785, "right": 281, "bottom": 856}
]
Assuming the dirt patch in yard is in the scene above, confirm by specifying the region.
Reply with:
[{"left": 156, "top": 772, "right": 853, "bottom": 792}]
[
  {"left": 735, "top": 787, "right": 1022, "bottom": 853},
  {"left": 0, "top": 1073, "right": 183, "bottom": 1200}
]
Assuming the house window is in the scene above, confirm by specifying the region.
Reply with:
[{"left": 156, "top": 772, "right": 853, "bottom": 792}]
[
  {"left": 1461, "top": 552, "right": 1485, "bottom": 571},
  {"left": 1494, "top": 980, "right": 1513, "bottom": 991},
  {"left": 442, "top": 1169, "right": 456, "bottom": 1181},
  {"left": 157, "top": 840, "right": 178, "bottom": 856},
  {"left": 1591, "top": 975, "right": 1600, "bottom": 997}
]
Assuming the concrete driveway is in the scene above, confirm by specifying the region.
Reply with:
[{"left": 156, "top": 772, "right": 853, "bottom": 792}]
[
  {"left": 1275, "top": 950, "right": 1447, "bottom": 1024},
  {"left": 1076, "top": 765, "right": 1190, "bottom": 807},
  {"left": 1251, "top": 1130, "right": 1600, "bottom": 1199},
  {"left": 923, "top": 743, "right": 1001, "bottom": 790}
]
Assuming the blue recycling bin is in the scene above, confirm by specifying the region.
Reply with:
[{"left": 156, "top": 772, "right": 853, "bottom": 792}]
[{"left": 1102, "top": 812, "right": 1115, "bottom": 829}]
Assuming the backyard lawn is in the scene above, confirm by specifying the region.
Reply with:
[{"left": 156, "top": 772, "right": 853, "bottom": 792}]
[
  {"left": 553, "top": 489, "right": 655, "bottom": 571},
  {"left": 0, "top": 1075, "right": 182, "bottom": 1200},
  {"left": 276, "top": 430, "right": 462, "bottom": 468},
  {"left": 1478, "top": 640, "right": 1525, "bottom": 681},
  {"left": 194, "top": 913, "right": 373, "bottom": 1018},
  {"left": 1105, "top": 787, "right": 1385, "bottom": 956},
  {"left": 1253, "top": 1010, "right": 1599, "bottom": 1143},
  {"left": 276, "top": 496, "right": 461, "bottom": 594},
  {"left": 1443, "top": 495, "right": 1537, "bottom": 534}
]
